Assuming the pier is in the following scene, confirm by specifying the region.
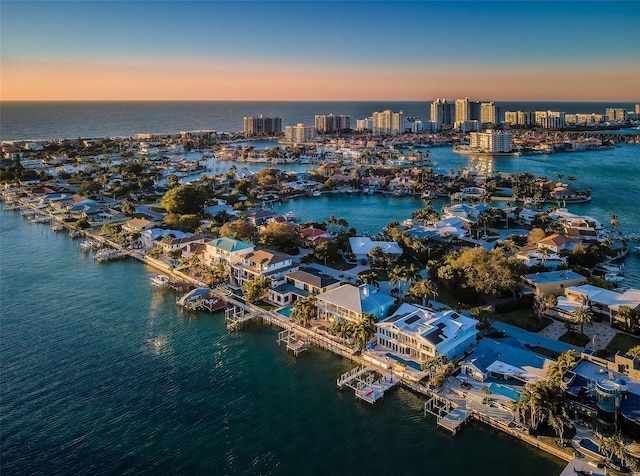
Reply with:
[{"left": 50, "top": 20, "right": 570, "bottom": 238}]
[
  {"left": 225, "top": 305, "right": 256, "bottom": 331},
  {"left": 277, "top": 329, "right": 310, "bottom": 356},
  {"left": 423, "top": 395, "right": 472, "bottom": 435},
  {"left": 337, "top": 365, "right": 399, "bottom": 404}
]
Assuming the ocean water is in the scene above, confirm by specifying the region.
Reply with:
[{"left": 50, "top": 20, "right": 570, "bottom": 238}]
[
  {"left": 1, "top": 100, "right": 636, "bottom": 141},
  {"left": 0, "top": 209, "right": 563, "bottom": 474}
]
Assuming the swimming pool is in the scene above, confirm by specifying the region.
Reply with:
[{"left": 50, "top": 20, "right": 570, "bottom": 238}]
[
  {"left": 277, "top": 306, "right": 292, "bottom": 318},
  {"left": 489, "top": 383, "right": 521, "bottom": 401},
  {"left": 385, "top": 353, "right": 422, "bottom": 371}
]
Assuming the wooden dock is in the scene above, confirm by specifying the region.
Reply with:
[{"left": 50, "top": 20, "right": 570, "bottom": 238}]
[
  {"left": 277, "top": 329, "right": 310, "bottom": 356},
  {"left": 423, "top": 395, "right": 472, "bottom": 435},
  {"left": 337, "top": 365, "right": 399, "bottom": 404}
]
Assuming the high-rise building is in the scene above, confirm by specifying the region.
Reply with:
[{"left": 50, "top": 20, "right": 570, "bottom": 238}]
[
  {"left": 605, "top": 108, "right": 627, "bottom": 122},
  {"left": 314, "top": 114, "right": 351, "bottom": 133},
  {"left": 534, "top": 111, "right": 565, "bottom": 129},
  {"left": 284, "top": 123, "right": 316, "bottom": 143},
  {"left": 455, "top": 97, "right": 470, "bottom": 124},
  {"left": 356, "top": 117, "right": 372, "bottom": 131},
  {"left": 469, "top": 130, "right": 513, "bottom": 153},
  {"left": 430, "top": 98, "right": 453, "bottom": 128},
  {"left": 504, "top": 111, "right": 534, "bottom": 126},
  {"left": 372, "top": 109, "right": 404, "bottom": 135},
  {"left": 243, "top": 116, "right": 282, "bottom": 135},
  {"left": 480, "top": 102, "right": 499, "bottom": 124}
]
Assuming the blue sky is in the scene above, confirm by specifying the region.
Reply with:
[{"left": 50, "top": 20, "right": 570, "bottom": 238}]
[{"left": 2, "top": 1, "right": 639, "bottom": 100}]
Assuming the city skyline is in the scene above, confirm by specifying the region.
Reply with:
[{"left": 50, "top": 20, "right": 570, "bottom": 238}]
[{"left": 1, "top": 1, "right": 639, "bottom": 102}]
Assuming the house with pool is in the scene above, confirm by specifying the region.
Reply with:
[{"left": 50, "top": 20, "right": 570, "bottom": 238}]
[
  {"left": 460, "top": 337, "right": 554, "bottom": 385},
  {"left": 375, "top": 303, "right": 478, "bottom": 364}
]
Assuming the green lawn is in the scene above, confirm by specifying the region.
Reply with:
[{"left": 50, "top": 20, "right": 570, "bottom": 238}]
[
  {"left": 604, "top": 333, "right": 640, "bottom": 356},
  {"left": 559, "top": 331, "right": 590, "bottom": 347},
  {"left": 493, "top": 309, "right": 553, "bottom": 332}
]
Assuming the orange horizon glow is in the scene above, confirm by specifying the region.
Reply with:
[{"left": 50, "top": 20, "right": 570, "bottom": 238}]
[{"left": 2, "top": 59, "right": 638, "bottom": 102}]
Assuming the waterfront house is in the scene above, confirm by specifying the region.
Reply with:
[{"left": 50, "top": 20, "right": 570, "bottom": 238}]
[
  {"left": 375, "top": 303, "right": 478, "bottom": 363},
  {"left": 315, "top": 284, "right": 395, "bottom": 324},
  {"left": 405, "top": 216, "right": 469, "bottom": 241},
  {"left": 268, "top": 267, "right": 341, "bottom": 306},
  {"left": 231, "top": 249, "right": 298, "bottom": 288},
  {"left": 441, "top": 203, "right": 490, "bottom": 223},
  {"left": 535, "top": 233, "right": 580, "bottom": 254},
  {"left": 299, "top": 226, "right": 332, "bottom": 246},
  {"left": 562, "top": 351, "right": 640, "bottom": 440},
  {"left": 161, "top": 234, "right": 206, "bottom": 256},
  {"left": 204, "top": 236, "right": 254, "bottom": 267},
  {"left": 122, "top": 218, "right": 158, "bottom": 234},
  {"left": 523, "top": 270, "right": 587, "bottom": 297},
  {"left": 348, "top": 235, "right": 403, "bottom": 261},
  {"left": 460, "top": 337, "right": 554, "bottom": 385}
]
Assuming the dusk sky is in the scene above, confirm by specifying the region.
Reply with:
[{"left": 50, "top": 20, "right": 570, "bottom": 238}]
[{"left": 1, "top": 1, "right": 639, "bottom": 101}]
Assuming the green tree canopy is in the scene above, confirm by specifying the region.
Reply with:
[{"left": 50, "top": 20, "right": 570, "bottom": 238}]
[
  {"left": 219, "top": 216, "right": 257, "bottom": 241},
  {"left": 242, "top": 275, "right": 271, "bottom": 303},
  {"left": 258, "top": 222, "right": 299, "bottom": 254},
  {"left": 161, "top": 184, "right": 212, "bottom": 215}
]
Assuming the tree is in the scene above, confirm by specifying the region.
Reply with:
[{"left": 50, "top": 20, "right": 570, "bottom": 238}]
[
  {"left": 547, "top": 349, "right": 580, "bottom": 385},
  {"left": 406, "top": 279, "right": 438, "bottom": 307},
  {"left": 258, "top": 222, "right": 298, "bottom": 253},
  {"left": 627, "top": 345, "right": 640, "bottom": 359},
  {"left": 206, "top": 262, "right": 229, "bottom": 287},
  {"left": 219, "top": 216, "right": 257, "bottom": 241},
  {"left": 571, "top": 306, "right": 593, "bottom": 336},
  {"left": 242, "top": 275, "right": 271, "bottom": 303},
  {"left": 528, "top": 228, "right": 547, "bottom": 245},
  {"left": 121, "top": 200, "right": 135, "bottom": 215},
  {"left": 616, "top": 305, "right": 638, "bottom": 331},
  {"left": 351, "top": 314, "right": 376, "bottom": 350},
  {"left": 161, "top": 184, "right": 212, "bottom": 215},
  {"left": 290, "top": 296, "right": 317, "bottom": 327}
]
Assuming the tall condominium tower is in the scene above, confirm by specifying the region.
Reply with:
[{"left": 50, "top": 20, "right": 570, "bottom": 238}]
[
  {"left": 243, "top": 115, "right": 283, "bottom": 135},
  {"left": 430, "top": 98, "right": 453, "bottom": 128},
  {"left": 372, "top": 109, "right": 404, "bottom": 135}
]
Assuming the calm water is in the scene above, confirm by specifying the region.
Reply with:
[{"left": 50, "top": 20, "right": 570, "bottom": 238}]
[
  {"left": 1, "top": 100, "right": 636, "bottom": 141},
  {"left": 0, "top": 209, "right": 563, "bottom": 474},
  {"left": 1, "top": 101, "right": 638, "bottom": 474}
]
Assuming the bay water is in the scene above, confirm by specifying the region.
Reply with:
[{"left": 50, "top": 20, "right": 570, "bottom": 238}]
[{"left": 0, "top": 208, "right": 563, "bottom": 474}]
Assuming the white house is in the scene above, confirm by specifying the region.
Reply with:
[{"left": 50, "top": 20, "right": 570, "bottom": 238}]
[{"left": 375, "top": 303, "right": 478, "bottom": 363}]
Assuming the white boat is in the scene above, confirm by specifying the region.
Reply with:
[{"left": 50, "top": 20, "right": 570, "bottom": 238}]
[
  {"left": 50, "top": 223, "right": 64, "bottom": 232},
  {"left": 604, "top": 272, "right": 624, "bottom": 284},
  {"left": 312, "top": 191, "right": 322, "bottom": 197},
  {"left": 150, "top": 274, "right": 170, "bottom": 287},
  {"left": 284, "top": 211, "right": 297, "bottom": 222}
]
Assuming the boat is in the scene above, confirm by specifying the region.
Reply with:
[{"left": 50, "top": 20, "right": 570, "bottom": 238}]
[
  {"left": 284, "top": 211, "right": 297, "bottom": 222},
  {"left": 312, "top": 191, "right": 322, "bottom": 197},
  {"left": 604, "top": 272, "right": 624, "bottom": 284},
  {"left": 150, "top": 274, "right": 170, "bottom": 287},
  {"left": 50, "top": 223, "right": 64, "bottom": 232}
]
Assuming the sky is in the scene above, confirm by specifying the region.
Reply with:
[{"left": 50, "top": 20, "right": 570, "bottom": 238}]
[{"left": 1, "top": 1, "right": 639, "bottom": 101}]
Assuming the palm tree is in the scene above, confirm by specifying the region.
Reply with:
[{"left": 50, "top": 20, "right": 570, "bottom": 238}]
[
  {"left": 388, "top": 265, "right": 407, "bottom": 297},
  {"left": 407, "top": 279, "right": 437, "bottom": 307},
  {"left": 571, "top": 306, "right": 593, "bottom": 336},
  {"left": 290, "top": 296, "right": 317, "bottom": 328},
  {"left": 352, "top": 314, "right": 376, "bottom": 350}
]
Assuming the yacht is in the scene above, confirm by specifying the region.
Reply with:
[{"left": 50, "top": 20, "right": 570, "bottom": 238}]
[{"left": 150, "top": 274, "right": 170, "bottom": 287}]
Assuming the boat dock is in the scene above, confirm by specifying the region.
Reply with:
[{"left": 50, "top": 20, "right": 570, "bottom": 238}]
[
  {"left": 423, "top": 395, "right": 472, "bottom": 435},
  {"left": 177, "top": 287, "right": 227, "bottom": 313},
  {"left": 337, "top": 365, "right": 399, "bottom": 404},
  {"left": 277, "top": 329, "right": 310, "bottom": 356},
  {"left": 94, "top": 248, "right": 129, "bottom": 263},
  {"left": 225, "top": 305, "right": 256, "bottom": 330}
]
